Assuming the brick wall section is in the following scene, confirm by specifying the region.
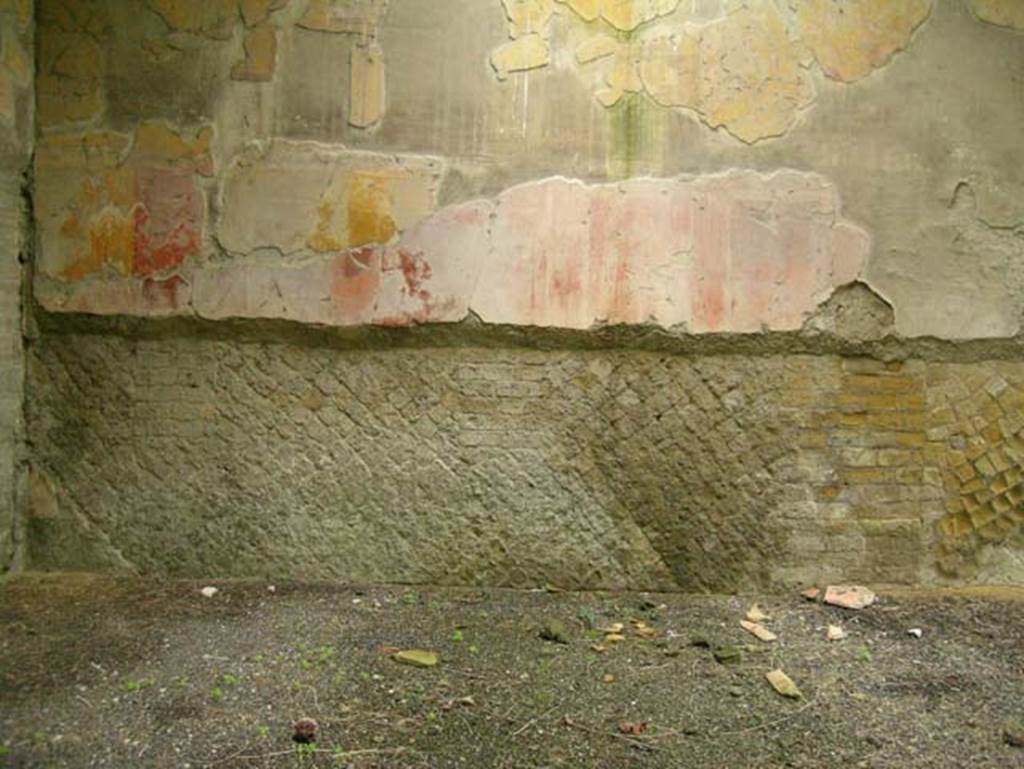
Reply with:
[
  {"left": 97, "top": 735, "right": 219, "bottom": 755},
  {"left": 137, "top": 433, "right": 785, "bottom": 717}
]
[
  {"left": 767, "top": 357, "right": 847, "bottom": 586},
  {"left": 0, "top": 1, "right": 32, "bottom": 571},
  {"left": 825, "top": 359, "right": 942, "bottom": 584},
  {"left": 764, "top": 357, "right": 939, "bottom": 586},
  {"left": 29, "top": 334, "right": 1019, "bottom": 590}
]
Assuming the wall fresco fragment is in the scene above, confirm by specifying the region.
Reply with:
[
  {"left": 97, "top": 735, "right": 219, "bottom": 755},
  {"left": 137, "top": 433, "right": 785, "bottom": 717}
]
[
  {"left": 474, "top": 173, "right": 867, "bottom": 330},
  {"left": 34, "top": 122, "right": 212, "bottom": 308},
  {"left": 40, "top": 168, "right": 868, "bottom": 335},
  {"left": 793, "top": 0, "right": 932, "bottom": 83},
  {"left": 492, "top": 0, "right": 933, "bottom": 142},
  {"left": 640, "top": 4, "right": 814, "bottom": 142},
  {"left": 216, "top": 140, "right": 444, "bottom": 256}
]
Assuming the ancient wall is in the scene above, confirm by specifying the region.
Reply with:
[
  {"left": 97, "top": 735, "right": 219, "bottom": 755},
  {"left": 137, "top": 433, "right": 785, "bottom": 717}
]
[
  {"left": 21, "top": 0, "right": 1024, "bottom": 588},
  {"left": 0, "top": 0, "right": 31, "bottom": 571}
]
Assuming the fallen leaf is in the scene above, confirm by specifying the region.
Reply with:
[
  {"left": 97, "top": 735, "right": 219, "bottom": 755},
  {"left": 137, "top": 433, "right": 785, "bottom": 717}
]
[
  {"left": 602, "top": 674, "right": 615, "bottom": 683},
  {"left": 824, "top": 585, "right": 876, "bottom": 610},
  {"left": 393, "top": 650, "right": 439, "bottom": 668},
  {"left": 619, "top": 721, "right": 648, "bottom": 736},
  {"left": 826, "top": 624, "right": 846, "bottom": 641},
  {"left": 740, "top": 620, "right": 777, "bottom": 642},
  {"left": 746, "top": 604, "right": 770, "bottom": 622},
  {"left": 765, "top": 669, "right": 802, "bottom": 699},
  {"left": 636, "top": 625, "right": 657, "bottom": 639},
  {"left": 441, "top": 696, "right": 475, "bottom": 710},
  {"left": 590, "top": 644, "right": 607, "bottom": 653},
  {"left": 713, "top": 645, "right": 743, "bottom": 665},
  {"left": 604, "top": 633, "right": 626, "bottom": 643},
  {"left": 601, "top": 623, "right": 625, "bottom": 634}
]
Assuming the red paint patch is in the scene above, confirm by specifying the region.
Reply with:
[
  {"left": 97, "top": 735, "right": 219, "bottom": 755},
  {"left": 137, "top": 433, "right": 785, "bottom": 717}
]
[
  {"left": 690, "top": 194, "right": 728, "bottom": 332},
  {"left": 331, "top": 246, "right": 381, "bottom": 324},
  {"left": 373, "top": 247, "right": 458, "bottom": 326},
  {"left": 142, "top": 275, "right": 186, "bottom": 310},
  {"left": 133, "top": 166, "right": 203, "bottom": 276},
  {"left": 396, "top": 249, "right": 432, "bottom": 300},
  {"left": 374, "top": 296, "right": 458, "bottom": 328}
]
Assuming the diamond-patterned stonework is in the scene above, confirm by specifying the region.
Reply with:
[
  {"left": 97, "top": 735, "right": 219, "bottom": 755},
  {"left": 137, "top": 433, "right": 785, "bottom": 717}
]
[
  {"left": 929, "top": 364, "right": 1024, "bottom": 577},
  {"left": 27, "top": 333, "right": 838, "bottom": 591}
]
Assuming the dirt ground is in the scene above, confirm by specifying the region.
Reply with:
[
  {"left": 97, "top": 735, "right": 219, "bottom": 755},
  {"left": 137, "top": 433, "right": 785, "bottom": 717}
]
[{"left": 0, "top": 575, "right": 1022, "bottom": 768}]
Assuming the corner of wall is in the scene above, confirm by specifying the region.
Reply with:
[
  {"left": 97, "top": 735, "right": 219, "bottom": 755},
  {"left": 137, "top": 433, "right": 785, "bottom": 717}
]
[{"left": 0, "top": 0, "right": 33, "bottom": 575}]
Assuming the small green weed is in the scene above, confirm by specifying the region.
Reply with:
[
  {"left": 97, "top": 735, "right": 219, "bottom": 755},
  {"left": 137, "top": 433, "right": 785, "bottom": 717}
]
[
  {"left": 578, "top": 606, "right": 598, "bottom": 629},
  {"left": 122, "top": 678, "right": 154, "bottom": 693},
  {"left": 294, "top": 742, "right": 317, "bottom": 765}
]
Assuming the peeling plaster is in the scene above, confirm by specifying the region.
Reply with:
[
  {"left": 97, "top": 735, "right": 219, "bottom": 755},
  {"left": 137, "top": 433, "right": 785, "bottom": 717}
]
[
  {"left": 969, "top": 0, "right": 1024, "bottom": 30},
  {"left": 298, "top": 0, "right": 388, "bottom": 36},
  {"left": 349, "top": 42, "right": 386, "bottom": 128},
  {"left": 876, "top": 182, "right": 1024, "bottom": 340},
  {"left": 146, "top": 0, "right": 238, "bottom": 40},
  {"left": 297, "top": 0, "right": 392, "bottom": 129},
  {"left": 239, "top": 0, "right": 288, "bottom": 28},
  {"left": 491, "top": 34, "right": 551, "bottom": 80},
  {"left": 34, "top": 122, "right": 213, "bottom": 287},
  {"left": 793, "top": 0, "right": 932, "bottom": 83},
  {"left": 216, "top": 140, "right": 444, "bottom": 256},
  {"left": 501, "top": 0, "right": 555, "bottom": 37},
  {"left": 556, "top": 0, "right": 680, "bottom": 32},
  {"left": 490, "top": 0, "right": 934, "bottom": 143},
  {"left": 38, "top": 170, "right": 870, "bottom": 335},
  {"left": 36, "top": 1, "right": 109, "bottom": 128},
  {"left": 640, "top": 3, "right": 814, "bottom": 143},
  {"left": 231, "top": 23, "right": 278, "bottom": 82}
]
